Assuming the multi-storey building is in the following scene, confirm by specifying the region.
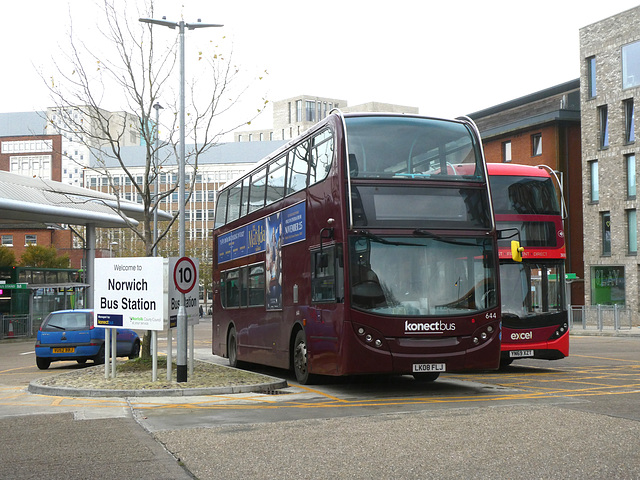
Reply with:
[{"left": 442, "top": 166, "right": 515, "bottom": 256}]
[
  {"left": 580, "top": 6, "right": 640, "bottom": 310},
  {"left": 45, "top": 106, "right": 141, "bottom": 187},
  {"left": 469, "top": 80, "right": 584, "bottom": 305},
  {"left": 234, "top": 94, "right": 418, "bottom": 142},
  {"left": 83, "top": 141, "right": 285, "bottom": 256}
]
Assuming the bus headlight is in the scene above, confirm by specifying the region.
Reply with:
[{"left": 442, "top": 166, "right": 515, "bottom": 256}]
[{"left": 365, "top": 334, "right": 373, "bottom": 343}]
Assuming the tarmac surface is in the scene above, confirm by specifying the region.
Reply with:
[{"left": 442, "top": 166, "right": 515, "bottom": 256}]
[{"left": 2, "top": 328, "right": 640, "bottom": 479}]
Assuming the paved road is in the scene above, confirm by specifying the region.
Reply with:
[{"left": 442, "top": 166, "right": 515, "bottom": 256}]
[{"left": 2, "top": 329, "right": 640, "bottom": 479}]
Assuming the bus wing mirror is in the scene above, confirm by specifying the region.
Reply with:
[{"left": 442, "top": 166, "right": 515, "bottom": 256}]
[{"left": 511, "top": 240, "right": 524, "bottom": 262}]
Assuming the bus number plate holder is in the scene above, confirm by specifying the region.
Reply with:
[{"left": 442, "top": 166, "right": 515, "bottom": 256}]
[
  {"left": 509, "top": 350, "right": 534, "bottom": 358},
  {"left": 413, "top": 363, "right": 445, "bottom": 373}
]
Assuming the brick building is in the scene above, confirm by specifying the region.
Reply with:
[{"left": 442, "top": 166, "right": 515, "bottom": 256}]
[
  {"left": 469, "top": 80, "right": 585, "bottom": 305},
  {"left": 0, "top": 225, "right": 83, "bottom": 268},
  {"left": 580, "top": 6, "right": 640, "bottom": 309},
  {"left": 0, "top": 135, "right": 63, "bottom": 182}
]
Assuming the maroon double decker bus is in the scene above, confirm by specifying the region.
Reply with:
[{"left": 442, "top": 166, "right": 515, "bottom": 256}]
[
  {"left": 213, "top": 112, "right": 501, "bottom": 384},
  {"left": 488, "top": 163, "right": 569, "bottom": 366}
]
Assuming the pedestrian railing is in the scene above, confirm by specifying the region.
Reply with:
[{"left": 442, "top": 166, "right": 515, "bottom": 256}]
[
  {"left": 1, "top": 315, "right": 32, "bottom": 339},
  {"left": 569, "top": 305, "right": 633, "bottom": 332}
]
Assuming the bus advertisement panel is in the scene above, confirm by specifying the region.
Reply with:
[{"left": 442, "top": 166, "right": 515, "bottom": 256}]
[
  {"left": 213, "top": 112, "right": 501, "bottom": 384},
  {"left": 488, "top": 163, "right": 569, "bottom": 365}
]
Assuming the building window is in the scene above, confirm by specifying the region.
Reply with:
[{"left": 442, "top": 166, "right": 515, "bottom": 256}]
[
  {"left": 627, "top": 154, "right": 636, "bottom": 198},
  {"left": 625, "top": 99, "right": 635, "bottom": 143},
  {"left": 623, "top": 40, "right": 640, "bottom": 89},
  {"left": 598, "top": 105, "right": 609, "bottom": 148},
  {"left": 1, "top": 235, "right": 13, "bottom": 246},
  {"left": 305, "top": 101, "right": 316, "bottom": 122},
  {"left": 590, "top": 160, "right": 599, "bottom": 202},
  {"left": 591, "top": 266, "right": 625, "bottom": 305},
  {"left": 602, "top": 211, "right": 611, "bottom": 256},
  {"left": 502, "top": 141, "right": 512, "bottom": 162},
  {"left": 288, "top": 102, "right": 292, "bottom": 123},
  {"left": 628, "top": 209, "right": 637, "bottom": 254},
  {"left": 587, "top": 56, "right": 597, "bottom": 98},
  {"left": 25, "top": 235, "right": 37, "bottom": 246},
  {"left": 296, "top": 100, "right": 302, "bottom": 122},
  {"left": 531, "top": 133, "right": 542, "bottom": 156}
]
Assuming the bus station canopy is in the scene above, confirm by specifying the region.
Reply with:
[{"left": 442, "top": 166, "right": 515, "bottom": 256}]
[{"left": 0, "top": 170, "right": 171, "bottom": 227}]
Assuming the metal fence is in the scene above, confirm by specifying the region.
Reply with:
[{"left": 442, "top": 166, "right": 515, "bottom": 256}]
[
  {"left": 0, "top": 315, "right": 33, "bottom": 339},
  {"left": 569, "top": 305, "right": 634, "bottom": 332}
]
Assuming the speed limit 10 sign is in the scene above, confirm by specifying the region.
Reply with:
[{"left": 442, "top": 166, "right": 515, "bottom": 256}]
[{"left": 173, "top": 256, "right": 197, "bottom": 294}]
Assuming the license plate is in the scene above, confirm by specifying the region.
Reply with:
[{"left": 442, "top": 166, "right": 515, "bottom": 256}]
[
  {"left": 413, "top": 363, "right": 446, "bottom": 373},
  {"left": 52, "top": 347, "right": 75, "bottom": 354},
  {"left": 509, "top": 350, "right": 534, "bottom": 358}
]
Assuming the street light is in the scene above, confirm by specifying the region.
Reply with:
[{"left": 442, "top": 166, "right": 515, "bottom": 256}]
[
  {"left": 139, "top": 16, "right": 223, "bottom": 382},
  {"left": 152, "top": 102, "right": 163, "bottom": 258}
]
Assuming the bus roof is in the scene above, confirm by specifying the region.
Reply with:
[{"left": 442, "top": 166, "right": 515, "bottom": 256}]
[{"left": 486, "top": 163, "right": 551, "bottom": 178}]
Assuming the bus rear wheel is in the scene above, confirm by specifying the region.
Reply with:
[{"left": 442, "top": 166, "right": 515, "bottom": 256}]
[
  {"left": 228, "top": 326, "right": 239, "bottom": 368},
  {"left": 293, "top": 330, "right": 313, "bottom": 385}
]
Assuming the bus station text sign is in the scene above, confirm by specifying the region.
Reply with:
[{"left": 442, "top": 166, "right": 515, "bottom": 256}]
[
  {"left": 218, "top": 201, "right": 306, "bottom": 264},
  {"left": 168, "top": 256, "right": 199, "bottom": 328},
  {"left": 94, "top": 257, "right": 165, "bottom": 330}
]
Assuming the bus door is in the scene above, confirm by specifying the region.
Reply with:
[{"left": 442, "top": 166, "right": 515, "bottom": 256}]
[{"left": 307, "top": 244, "right": 345, "bottom": 375}]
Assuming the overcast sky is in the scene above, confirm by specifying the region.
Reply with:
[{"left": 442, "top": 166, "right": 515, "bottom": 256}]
[{"left": 3, "top": 1, "right": 640, "bottom": 135}]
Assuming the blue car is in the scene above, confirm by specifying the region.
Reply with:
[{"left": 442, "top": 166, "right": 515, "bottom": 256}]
[{"left": 35, "top": 309, "right": 140, "bottom": 370}]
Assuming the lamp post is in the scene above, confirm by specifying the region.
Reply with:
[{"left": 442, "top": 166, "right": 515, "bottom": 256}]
[
  {"left": 152, "top": 102, "right": 163, "bottom": 258},
  {"left": 139, "top": 16, "right": 223, "bottom": 382}
]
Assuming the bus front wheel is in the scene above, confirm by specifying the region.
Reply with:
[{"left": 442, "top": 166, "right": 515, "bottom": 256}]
[
  {"left": 413, "top": 372, "right": 440, "bottom": 382},
  {"left": 293, "top": 330, "right": 314, "bottom": 385},
  {"left": 228, "top": 326, "right": 239, "bottom": 368}
]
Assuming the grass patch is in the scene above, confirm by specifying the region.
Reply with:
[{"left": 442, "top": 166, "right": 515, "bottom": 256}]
[{"left": 117, "top": 355, "right": 174, "bottom": 373}]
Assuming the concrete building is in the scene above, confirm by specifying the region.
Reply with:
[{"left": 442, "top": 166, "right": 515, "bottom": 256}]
[
  {"left": 580, "top": 6, "right": 640, "bottom": 309},
  {"left": 45, "top": 106, "right": 141, "bottom": 187},
  {"left": 234, "top": 94, "right": 418, "bottom": 142},
  {"left": 469, "top": 80, "right": 584, "bottom": 305}
]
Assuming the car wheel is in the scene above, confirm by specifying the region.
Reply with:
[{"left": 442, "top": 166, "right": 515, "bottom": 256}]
[
  {"left": 227, "top": 326, "right": 239, "bottom": 368},
  {"left": 36, "top": 357, "right": 51, "bottom": 370},
  {"left": 94, "top": 346, "right": 105, "bottom": 365},
  {"left": 129, "top": 340, "right": 140, "bottom": 359}
]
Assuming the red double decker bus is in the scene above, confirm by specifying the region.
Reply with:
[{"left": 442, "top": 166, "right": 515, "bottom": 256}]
[
  {"left": 488, "top": 163, "right": 569, "bottom": 365},
  {"left": 212, "top": 112, "right": 501, "bottom": 383}
]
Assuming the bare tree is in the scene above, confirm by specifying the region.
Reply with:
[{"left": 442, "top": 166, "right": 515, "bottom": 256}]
[{"left": 42, "top": 0, "right": 267, "bottom": 356}]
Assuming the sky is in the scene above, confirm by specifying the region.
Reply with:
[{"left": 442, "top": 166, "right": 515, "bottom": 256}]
[{"left": 3, "top": 0, "right": 640, "bottom": 138}]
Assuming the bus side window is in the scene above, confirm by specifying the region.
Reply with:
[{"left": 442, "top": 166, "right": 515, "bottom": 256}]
[
  {"left": 266, "top": 155, "right": 287, "bottom": 206},
  {"left": 227, "top": 183, "right": 242, "bottom": 224},
  {"left": 248, "top": 264, "right": 266, "bottom": 307},
  {"left": 214, "top": 189, "right": 228, "bottom": 228},
  {"left": 311, "top": 245, "right": 341, "bottom": 303},
  {"left": 310, "top": 129, "right": 334, "bottom": 186},
  {"left": 224, "top": 270, "right": 240, "bottom": 308},
  {"left": 249, "top": 168, "right": 267, "bottom": 213},
  {"left": 239, "top": 177, "right": 250, "bottom": 217},
  {"left": 288, "top": 141, "right": 309, "bottom": 195}
]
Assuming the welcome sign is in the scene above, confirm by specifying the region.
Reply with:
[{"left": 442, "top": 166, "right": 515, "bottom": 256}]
[{"left": 217, "top": 201, "right": 306, "bottom": 264}]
